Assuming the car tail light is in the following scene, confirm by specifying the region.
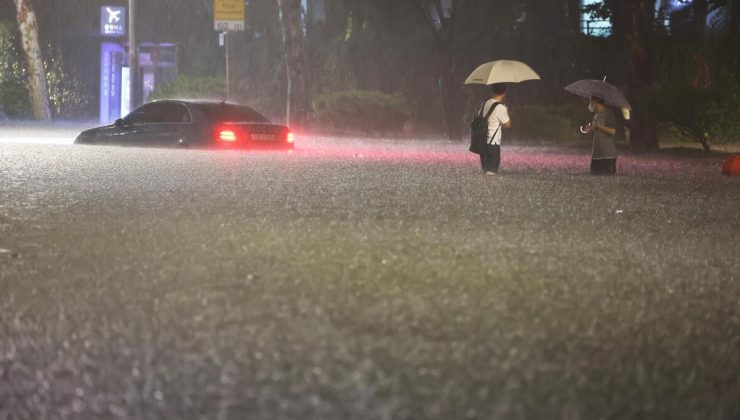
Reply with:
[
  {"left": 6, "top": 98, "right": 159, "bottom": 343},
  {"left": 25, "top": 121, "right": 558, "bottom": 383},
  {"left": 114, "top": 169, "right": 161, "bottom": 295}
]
[
  {"left": 218, "top": 129, "right": 237, "bottom": 142},
  {"left": 286, "top": 131, "right": 295, "bottom": 143}
]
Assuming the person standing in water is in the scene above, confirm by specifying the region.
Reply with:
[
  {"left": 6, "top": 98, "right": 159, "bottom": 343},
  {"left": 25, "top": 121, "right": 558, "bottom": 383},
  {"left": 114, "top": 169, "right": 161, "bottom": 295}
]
[
  {"left": 583, "top": 96, "right": 618, "bottom": 175},
  {"left": 479, "top": 83, "right": 512, "bottom": 175}
]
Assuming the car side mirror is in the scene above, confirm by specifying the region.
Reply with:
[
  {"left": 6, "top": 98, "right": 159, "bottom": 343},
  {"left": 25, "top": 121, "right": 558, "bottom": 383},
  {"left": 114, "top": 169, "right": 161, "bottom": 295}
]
[{"left": 114, "top": 118, "right": 125, "bottom": 128}]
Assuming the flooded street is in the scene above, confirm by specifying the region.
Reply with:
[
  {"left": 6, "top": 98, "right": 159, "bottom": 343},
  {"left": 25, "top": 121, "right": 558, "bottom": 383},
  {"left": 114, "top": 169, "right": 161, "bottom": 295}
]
[{"left": 1, "top": 135, "right": 739, "bottom": 419}]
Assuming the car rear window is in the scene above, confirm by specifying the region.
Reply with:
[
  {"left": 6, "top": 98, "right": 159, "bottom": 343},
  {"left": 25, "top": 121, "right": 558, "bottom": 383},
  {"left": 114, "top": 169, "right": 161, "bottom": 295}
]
[{"left": 199, "top": 104, "right": 269, "bottom": 123}]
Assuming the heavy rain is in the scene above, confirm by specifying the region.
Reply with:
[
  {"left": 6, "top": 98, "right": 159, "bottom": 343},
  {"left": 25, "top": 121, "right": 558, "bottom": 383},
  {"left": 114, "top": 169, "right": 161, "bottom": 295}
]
[{"left": 1, "top": 1, "right": 739, "bottom": 419}]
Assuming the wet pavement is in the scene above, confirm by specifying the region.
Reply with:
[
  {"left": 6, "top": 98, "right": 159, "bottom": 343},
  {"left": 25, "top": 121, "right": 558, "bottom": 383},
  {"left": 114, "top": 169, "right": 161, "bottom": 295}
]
[{"left": 1, "top": 134, "right": 739, "bottom": 419}]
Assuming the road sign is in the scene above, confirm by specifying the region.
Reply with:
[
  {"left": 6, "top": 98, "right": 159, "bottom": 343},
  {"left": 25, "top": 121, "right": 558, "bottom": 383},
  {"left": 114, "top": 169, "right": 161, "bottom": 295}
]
[
  {"left": 101, "top": 6, "right": 126, "bottom": 37},
  {"left": 214, "top": 0, "right": 245, "bottom": 31}
]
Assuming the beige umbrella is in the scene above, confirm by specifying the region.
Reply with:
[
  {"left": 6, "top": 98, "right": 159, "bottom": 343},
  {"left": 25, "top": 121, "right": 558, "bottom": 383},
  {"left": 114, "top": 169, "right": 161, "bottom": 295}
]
[{"left": 464, "top": 60, "right": 541, "bottom": 85}]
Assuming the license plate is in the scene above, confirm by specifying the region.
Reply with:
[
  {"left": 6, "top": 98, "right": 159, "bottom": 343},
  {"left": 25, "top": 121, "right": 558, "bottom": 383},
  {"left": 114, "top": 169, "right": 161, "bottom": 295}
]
[{"left": 252, "top": 133, "right": 275, "bottom": 141}]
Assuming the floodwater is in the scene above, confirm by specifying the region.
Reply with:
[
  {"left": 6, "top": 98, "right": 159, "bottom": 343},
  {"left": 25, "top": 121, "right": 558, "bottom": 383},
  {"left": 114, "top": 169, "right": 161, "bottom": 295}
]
[{"left": 1, "top": 125, "right": 739, "bottom": 419}]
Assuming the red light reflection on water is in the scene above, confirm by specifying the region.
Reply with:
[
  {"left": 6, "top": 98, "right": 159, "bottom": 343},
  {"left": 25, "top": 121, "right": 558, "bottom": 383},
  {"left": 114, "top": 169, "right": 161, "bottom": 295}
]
[{"left": 292, "top": 138, "right": 724, "bottom": 178}]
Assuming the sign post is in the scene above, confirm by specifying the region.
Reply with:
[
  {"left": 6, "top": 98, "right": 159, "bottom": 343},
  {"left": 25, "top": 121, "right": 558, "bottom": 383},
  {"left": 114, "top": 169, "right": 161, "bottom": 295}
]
[
  {"left": 100, "top": 6, "right": 126, "bottom": 36},
  {"left": 214, "top": 0, "right": 245, "bottom": 31},
  {"left": 99, "top": 6, "right": 127, "bottom": 123},
  {"left": 214, "top": 0, "right": 245, "bottom": 100}
]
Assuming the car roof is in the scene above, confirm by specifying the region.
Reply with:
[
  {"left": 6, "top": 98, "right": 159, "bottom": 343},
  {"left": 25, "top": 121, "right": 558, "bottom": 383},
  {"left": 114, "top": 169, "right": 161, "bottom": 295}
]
[
  {"left": 141, "top": 99, "right": 272, "bottom": 124},
  {"left": 147, "top": 99, "right": 244, "bottom": 107}
]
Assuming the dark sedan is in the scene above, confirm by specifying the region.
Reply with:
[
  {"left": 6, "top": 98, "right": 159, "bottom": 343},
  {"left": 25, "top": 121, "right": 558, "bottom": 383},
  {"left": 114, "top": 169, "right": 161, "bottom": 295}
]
[{"left": 74, "top": 100, "right": 294, "bottom": 149}]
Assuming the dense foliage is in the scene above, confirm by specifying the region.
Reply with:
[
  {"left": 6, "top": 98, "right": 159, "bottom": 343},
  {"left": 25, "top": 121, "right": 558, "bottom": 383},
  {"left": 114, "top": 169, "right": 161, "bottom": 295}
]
[
  {"left": 312, "top": 90, "right": 410, "bottom": 135},
  {"left": 506, "top": 105, "right": 589, "bottom": 144},
  {"left": 148, "top": 75, "right": 227, "bottom": 102},
  {"left": 0, "top": 20, "right": 30, "bottom": 118},
  {"left": 1, "top": 0, "right": 738, "bottom": 148},
  {"left": 0, "top": 19, "right": 91, "bottom": 119}
]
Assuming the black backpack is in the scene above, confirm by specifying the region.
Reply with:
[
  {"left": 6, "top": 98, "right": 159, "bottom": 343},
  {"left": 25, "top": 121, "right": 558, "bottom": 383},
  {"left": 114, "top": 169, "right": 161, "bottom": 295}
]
[{"left": 469, "top": 101, "right": 500, "bottom": 155}]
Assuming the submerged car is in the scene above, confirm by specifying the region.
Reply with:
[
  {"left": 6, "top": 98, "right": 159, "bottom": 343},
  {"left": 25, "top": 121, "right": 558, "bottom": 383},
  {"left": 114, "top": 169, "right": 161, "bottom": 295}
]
[{"left": 75, "top": 100, "right": 294, "bottom": 149}]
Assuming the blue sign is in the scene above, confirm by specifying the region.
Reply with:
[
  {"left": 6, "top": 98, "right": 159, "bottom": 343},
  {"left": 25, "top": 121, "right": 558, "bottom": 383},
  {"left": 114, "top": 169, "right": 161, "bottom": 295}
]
[
  {"left": 101, "top": 6, "right": 126, "bottom": 37},
  {"left": 100, "top": 42, "right": 125, "bottom": 123}
]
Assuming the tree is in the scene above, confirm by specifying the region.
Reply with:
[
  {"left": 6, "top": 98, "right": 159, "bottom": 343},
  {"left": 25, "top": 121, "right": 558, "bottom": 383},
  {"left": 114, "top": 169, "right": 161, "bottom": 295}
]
[
  {"left": 608, "top": 0, "right": 659, "bottom": 150},
  {"left": 519, "top": 0, "right": 577, "bottom": 103},
  {"left": 277, "top": 0, "right": 308, "bottom": 129},
  {"left": 418, "top": 0, "right": 465, "bottom": 141},
  {"left": 13, "top": 0, "right": 51, "bottom": 120}
]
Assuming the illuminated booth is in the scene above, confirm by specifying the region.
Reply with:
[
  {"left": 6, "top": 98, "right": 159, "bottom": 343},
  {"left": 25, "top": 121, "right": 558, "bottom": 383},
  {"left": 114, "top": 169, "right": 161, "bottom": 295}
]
[{"left": 99, "top": 6, "right": 177, "bottom": 124}]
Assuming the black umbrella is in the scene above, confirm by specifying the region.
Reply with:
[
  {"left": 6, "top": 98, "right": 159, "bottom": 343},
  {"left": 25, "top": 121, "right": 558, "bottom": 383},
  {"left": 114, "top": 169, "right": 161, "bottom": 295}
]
[{"left": 564, "top": 78, "right": 631, "bottom": 109}]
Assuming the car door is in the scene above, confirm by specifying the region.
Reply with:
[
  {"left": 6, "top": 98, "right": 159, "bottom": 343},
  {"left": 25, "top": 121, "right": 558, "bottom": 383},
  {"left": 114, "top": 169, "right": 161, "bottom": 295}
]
[
  {"left": 136, "top": 102, "right": 192, "bottom": 147},
  {"left": 90, "top": 105, "right": 150, "bottom": 145}
]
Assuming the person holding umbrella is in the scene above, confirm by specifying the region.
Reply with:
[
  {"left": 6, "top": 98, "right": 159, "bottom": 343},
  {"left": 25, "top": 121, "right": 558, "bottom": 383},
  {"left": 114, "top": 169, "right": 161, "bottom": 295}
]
[
  {"left": 477, "top": 83, "right": 511, "bottom": 174},
  {"left": 583, "top": 96, "right": 618, "bottom": 175},
  {"left": 465, "top": 60, "right": 540, "bottom": 175},
  {"left": 565, "top": 78, "right": 630, "bottom": 176}
]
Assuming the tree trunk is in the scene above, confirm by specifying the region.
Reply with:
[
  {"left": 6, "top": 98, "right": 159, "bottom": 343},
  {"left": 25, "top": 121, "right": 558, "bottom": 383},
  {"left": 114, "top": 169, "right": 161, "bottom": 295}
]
[
  {"left": 13, "top": 0, "right": 51, "bottom": 120},
  {"left": 566, "top": 0, "right": 582, "bottom": 35},
  {"left": 438, "top": 59, "right": 465, "bottom": 141},
  {"left": 419, "top": 0, "right": 464, "bottom": 141},
  {"left": 617, "top": 0, "right": 658, "bottom": 151},
  {"left": 731, "top": 0, "right": 740, "bottom": 34},
  {"left": 692, "top": 0, "right": 708, "bottom": 44},
  {"left": 691, "top": 0, "right": 710, "bottom": 89},
  {"left": 277, "top": 0, "right": 308, "bottom": 129},
  {"left": 725, "top": 0, "right": 740, "bottom": 70}
]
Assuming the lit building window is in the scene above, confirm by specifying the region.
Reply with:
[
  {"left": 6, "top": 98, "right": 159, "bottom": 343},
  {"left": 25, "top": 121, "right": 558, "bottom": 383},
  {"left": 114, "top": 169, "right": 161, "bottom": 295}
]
[{"left": 581, "top": 0, "right": 611, "bottom": 37}]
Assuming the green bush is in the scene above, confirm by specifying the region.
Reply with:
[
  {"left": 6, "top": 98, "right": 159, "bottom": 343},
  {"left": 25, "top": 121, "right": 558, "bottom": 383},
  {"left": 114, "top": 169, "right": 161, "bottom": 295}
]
[
  {"left": 1, "top": 22, "right": 92, "bottom": 119},
  {"left": 312, "top": 90, "right": 411, "bottom": 135},
  {"left": 652, "top": 40, "right": 740, "bottom": 149},
  {"left": 505, "top": 104, "right": 586, "bottom": 143},
  {"left": 655, "top": 78, "right": 740, "bottom": 149},
  {"left": 45, "top": 49, "right": 92, "bottom": 118},
  {"left": 0, "top": 20, "right": 30, "bottom": 118},
  {"left": 705, "top": 102, "right": 740, "bottom": 144},
  {"left": 148, "top": 75, "right": 226, "bottom": 101},
  {"left": 0, "top": 81, "right": 31, "bottom": 118},
  {"left": 703, "top": 68, "right": 740, "bottom": 144}
]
